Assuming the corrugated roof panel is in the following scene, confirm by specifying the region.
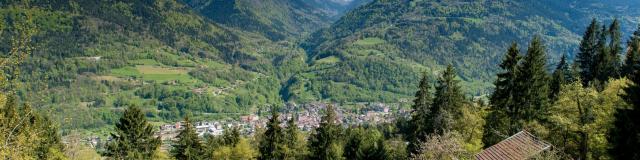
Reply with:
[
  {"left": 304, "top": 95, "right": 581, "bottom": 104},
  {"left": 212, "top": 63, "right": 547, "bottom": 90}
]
[{"left": 475, "top": 130, "right": 551, "bottom": 160}]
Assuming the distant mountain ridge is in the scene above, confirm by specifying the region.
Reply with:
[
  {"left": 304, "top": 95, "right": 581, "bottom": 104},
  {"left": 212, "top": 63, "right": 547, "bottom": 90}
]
[
  {"left": 180, "top": 0, "right": 371, "bottom": 40},
  {"left": 287, "top": 0, "right": 640, "bottom": 103}
]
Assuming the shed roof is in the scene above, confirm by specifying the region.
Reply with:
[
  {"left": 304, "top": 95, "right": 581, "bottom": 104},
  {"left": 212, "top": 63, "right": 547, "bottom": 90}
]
[{"left": 475, "top": 130, "right": 551, "bottom": 160}]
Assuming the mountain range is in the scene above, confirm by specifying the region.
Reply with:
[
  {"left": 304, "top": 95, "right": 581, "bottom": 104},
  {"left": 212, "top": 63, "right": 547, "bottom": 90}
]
[{"left": 1, "top": 0, "right": 639, "bottom": 130}]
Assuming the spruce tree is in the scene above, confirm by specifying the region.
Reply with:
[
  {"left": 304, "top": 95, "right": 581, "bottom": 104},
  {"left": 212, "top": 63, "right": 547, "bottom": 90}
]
[
  {"left": 550, "top": 54, "right": 573, "bottom": 99},
  {"left": 222, "top": 126, "right": 240, "bottom": 147},
  {"left": 407, "top": 72, "right": 433, "bottom": 154},
  {"left": 610, "top": 64, "right": 640, "bottom": 159},
  {"left": 343, "top": 127, "right": 386, "bottom": 160},
  {"left": 259, "top": 109, "right": 287, "bottom": 160},
  {"left": 594, "top": 24, "right": 616, "bottom": 84},
  {"left": 428, "top": 65, "right": 464, "bottom": 135},
  {"left": 104, "top": 106, "right": 161, "bottom": 159},
  {"left": 483, "top": 43, "right": 521, "bottom": 147},
  {"left": 308, "top": 105, "right": 343, "bottom": 160},
  {"left": 576, "top": 19, "right": 600, "bottom": 85},
  {"left": 623, "top": 24, "right": 640, "bottom": 76},
  {"left": 284, "top": 117, "right": 306, "bottom": 159},
  {"left": 609, "top": 18, "right": 622, "bottom": 76},
  {"left": 171, "top": 117, "right": 204, "bottom": 160},
  {"left": 515, "top": 36, "right": 550, "bottom": 122}
]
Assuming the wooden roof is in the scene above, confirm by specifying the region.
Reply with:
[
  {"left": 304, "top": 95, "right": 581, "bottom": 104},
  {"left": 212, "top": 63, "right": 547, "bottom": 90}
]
[{"left": 475, "top": 130, "right": 551, "bottom": 160}]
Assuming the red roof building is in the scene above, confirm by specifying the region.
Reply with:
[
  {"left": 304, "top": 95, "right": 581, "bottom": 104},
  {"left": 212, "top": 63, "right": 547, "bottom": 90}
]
[{"left": 475, "top": 130, "right": 551, "bottom": 160}]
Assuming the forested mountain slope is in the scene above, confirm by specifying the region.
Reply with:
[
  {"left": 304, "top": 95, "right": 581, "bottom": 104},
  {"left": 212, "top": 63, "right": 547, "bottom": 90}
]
[
  {"left": 180, "top": 0, "right": 371, "bottom": 40},
  {"left": 3, "top": 0, "right": 640, "bottom": 131},
  {"left": 293, "top": 0, "right": 640, "bottom": 102},
  {"left": 0, "top": 0, "right": 310, "bottom": 130}
]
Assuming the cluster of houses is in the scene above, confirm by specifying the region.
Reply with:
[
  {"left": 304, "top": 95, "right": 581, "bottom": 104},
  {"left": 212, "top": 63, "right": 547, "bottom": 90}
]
[{"left": 155, "top": 102, "right": 406, "bottom": 141}]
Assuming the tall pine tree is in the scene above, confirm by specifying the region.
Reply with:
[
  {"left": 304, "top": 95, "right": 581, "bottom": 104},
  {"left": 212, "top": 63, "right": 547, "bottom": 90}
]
[
  {"left": 608, "top": 18, "right": 623, "bottom": 77},
  {"left": 284, "top": 117, "right": 306, "bottom": 159},
  {"left": 610, "top": 64, "right": 640, "bottom": 159},
  {"left": 407, "top": 72, "right": 433, "bottom": 154},
  {"left": 428, "top": 65, "right": 464, "bottom": 135},
  {"left": 593, "top": 24, "right": 617, "bottom": 84},
  {"left": 308, "top": 105, "right": 344, "bottom": 160},
  {"left": 343, "top": 127, "right": 386, "bottom": 160},
  {"left": 515, "top": 36, "right": 550, "bottom": 123},
  {"left": 623, "top": 24, "right": 640, "bottom": 76},
  {"left": 550, "top": 54, "right": 573, "bottom": 99},
  {"left": 483, "top": 43, "right": 522, "bottom": 147},
  {"left": 104, "top": 106, "right": 161, "bottom": 159},
  {"left": 171, "top": 116, "right": 204, "bottom": 160},
  {"left": 259, "top": 109, "right": 287, "bottom": 160},
  {"left": 577, "top": 19, "right": 600, "bottom": 85}
]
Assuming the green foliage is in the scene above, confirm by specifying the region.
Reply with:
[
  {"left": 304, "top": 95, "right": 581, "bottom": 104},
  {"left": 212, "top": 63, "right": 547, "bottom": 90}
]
[
  {"left": 0, "top": 11, "right": 66, "bottom": 159},
  {"left": 104, "top": 106, "right": 161, "bottom": 159},
  {"left": 171, "top": 117, "right": 205, "bottom": 160},
  {"left": 610, "top": 66, "right": 640, "bottom": 159},
  {"left": 623, "top": 24, "right": 640, "bottom": 77},
  {"left": 343, "top": 127, "right": 386, "bottom": 160},
  {"left": 204, "top": 126, "right": 246, "bottom": 159},
  {"left": 284, "top": 118, "right": 307, "bottom": 159},
  {"left": 410, "top": 132, "right": 470, "bottom": 160},
  {"left": 483, "top": 43, "right": 522, "bottom": 146},
  {"left": 302, "top": 0, "right": 640, "bottom": 101},
  {"left": 550, "top": 54, "right": 574, "bottom": 99},
  {"left": 515, "top": 36, "right": 550, "bottom": 124},
  {"left": 548, "top": 81, "right": 599, "bottom": 159},
  {"left": 429, "top": 65, "right": 465, "bottom": 135},
  {"left": 258, "top": 110, "right": 287, "bottom": 160},
  {"left": 210, "top": 138, "right": 257, "bottom": 160},
  {"left": 407, "top": 72, "right": 433, "bottom": 154},
  {"left": 577, "top": 19, "right": 601, "bottom": 85},
  {"left": 308, "top": 105, "right": 344, "bottom": 160}
]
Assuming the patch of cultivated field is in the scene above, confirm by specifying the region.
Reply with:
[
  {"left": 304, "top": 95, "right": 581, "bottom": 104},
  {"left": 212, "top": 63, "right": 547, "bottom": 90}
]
[
  {"left": 111, "top": 65, "right": 195, "bottom": 82},
  {"left": 91, "top": 75, "right": 124, "bottom": 82},
  {"left": 353, "top": 37, "right": 385, "bottom": 46}
]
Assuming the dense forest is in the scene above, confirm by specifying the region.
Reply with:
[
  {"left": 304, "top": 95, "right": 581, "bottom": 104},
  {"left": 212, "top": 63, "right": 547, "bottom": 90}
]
[{"left": 2, "top": 0, "right": 640, "bottom": 159}]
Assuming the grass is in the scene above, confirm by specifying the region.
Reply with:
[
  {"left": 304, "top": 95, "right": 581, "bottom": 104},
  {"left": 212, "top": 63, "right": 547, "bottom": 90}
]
[
  {"left": 110, "top": 65, "right": 195, "bottom": 82},
  {"left": 352, "top": 49, "right": 383, "bottom": 56},
  {"left": 316, "top": 56, "right": 341, "bottom": 64},
  {"left": 354, "top": 37, "right": 386, "bottom": 46},
  {"left": 136, "top": 65, "right": 193, "bottom": 82},
  {"left": 111, "top": 66, "right": 140, "bottom": 77},
  {"left": 130, "top": 59, "right": 160, "bottom": 65}
]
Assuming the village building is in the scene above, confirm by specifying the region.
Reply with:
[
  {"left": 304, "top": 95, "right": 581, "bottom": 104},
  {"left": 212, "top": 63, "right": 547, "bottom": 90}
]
[{"left": 475, "top": 130, "right": 552, "bottom": 160}]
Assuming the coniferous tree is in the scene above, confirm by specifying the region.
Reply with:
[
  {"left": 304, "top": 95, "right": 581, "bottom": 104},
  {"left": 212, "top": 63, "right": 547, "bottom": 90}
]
[
  {"left": 608, "top": 18, "right": 623, "bottom": 77},
  {"left": 623, "top": 24, "right": 640, "bottom": 76},
  {"left": 343, "top": 127, "right": 386, "bottom": 160},
  {"left": 171, "top": 117, "right": 204, "bottom": 160},
  {"left": 104, "top": 106, "right": 161, "bottom": 159},
  {"left": 223, "top": 126, "right": 241, "bottom": 147},
  {"left": 407, "top": 72, "right": 433, "bottom": 153},
  {"left": 428, "top": 65, "right": 464, "bottom": 135},
  {"left": 483, "top": 43, "right": 521, "bottom": 147},
  {"left": 610, "top": 63, "right": 640, "bottom": 159},
  {"left": 550, "top": 54, "right": 573, "bottom": 99},
  {"left": 259, "top": 110, "right": 287, "bottom": 160},
  {"left": 577, "top": 19, "right": 600, "bottom": 85},
  {"left": 284, "top": 117, "right": 307, "bottom": 159},
  {"left": 515, "top": 36, "right": 550, "bottom": 122},
  {"left": 308, "top": 105, "right": 343, "bottom": 160},
  {"left": 594, "top": 24, "right": 616, "bottom": 84}
]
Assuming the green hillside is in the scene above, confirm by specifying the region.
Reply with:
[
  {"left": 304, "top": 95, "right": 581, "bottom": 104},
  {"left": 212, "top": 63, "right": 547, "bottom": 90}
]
[
  {"left": 2, "top": 0, "right": 640, "bottom": 131},
  {"left": 294, "top": 0, "right": 640, "bottom": 102},
  {"left": 0, "top": 0, "right": 310, "bottom": 130}
]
